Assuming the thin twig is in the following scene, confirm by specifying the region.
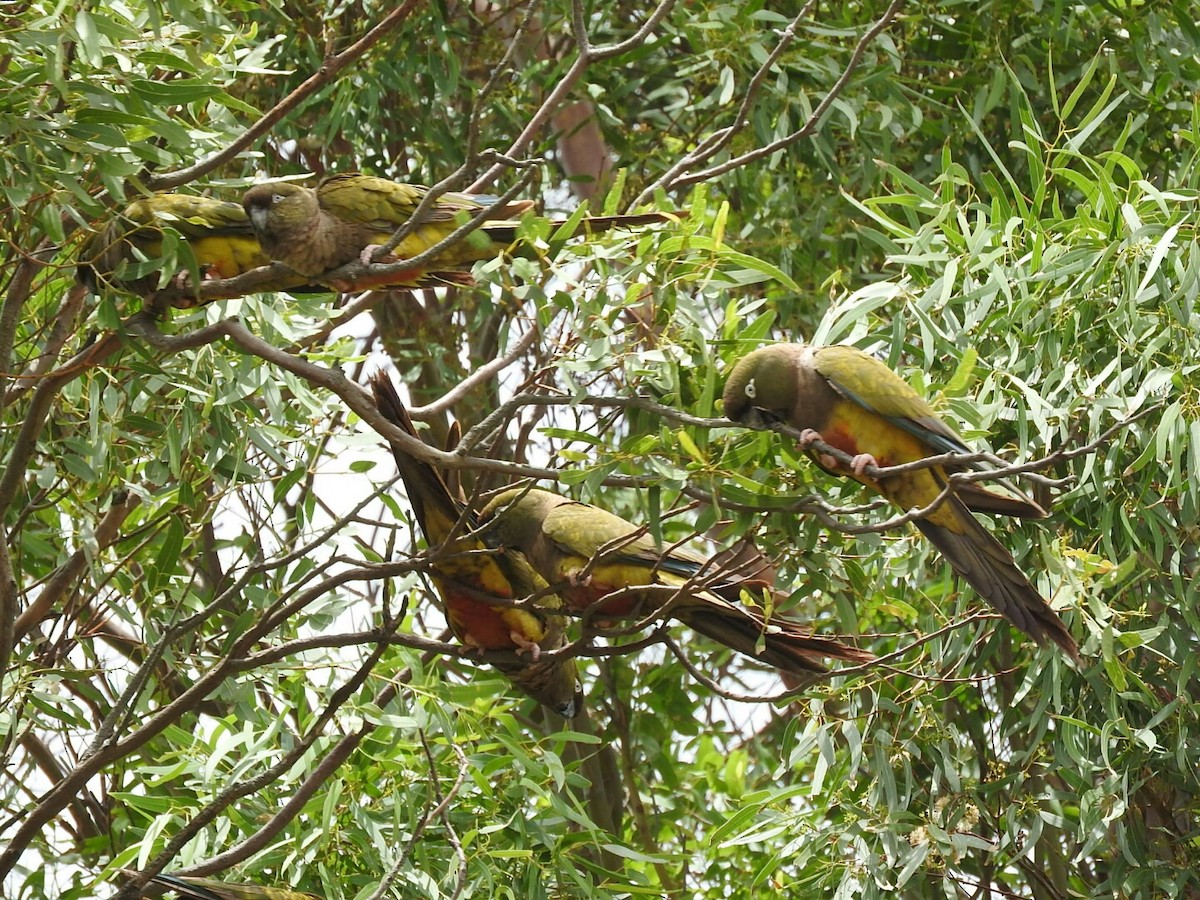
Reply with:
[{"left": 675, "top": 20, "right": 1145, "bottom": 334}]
[
  {"left": 648, "top": 0, "right": 907, "bottom": 198},
  {"left": 146, "top": 0, "right": 425, "bottom": 191},
  {"left": 120, "top": 630, "right": 395, "bottom": 899},
  {"left": 632, "top": 1, "right": 817, "bottom": 204},
  {"left": 470, "top": 0, "right": 678, "bottom": 192},
  {"left": 188, "top": 641, "right": 441, "bottom": 875}
]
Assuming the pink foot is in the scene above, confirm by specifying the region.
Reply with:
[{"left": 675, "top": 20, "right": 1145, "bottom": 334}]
[
  {"left": 171, "top": 266, "right": 221, "bottom": 292},
  {"left": 798, "top": 428, "right": 822, "bottom": 447},
  {"left": 565, "top": 569, "right": 592, "bottom": 588},
  {"left": 461, "top": 634, "right": 487, "bottom": 657},
  {"left": 359, "top": 244, "right": 396, "bottom": 266},
  {"left": 850, "top": 453, "right": 878, "bottom": 476},
  {"left": 510, "top": 631, "right": 541, "bottom": 660},
  {"left": 799, "top": 429, "right": 842, "bottom": 470}
]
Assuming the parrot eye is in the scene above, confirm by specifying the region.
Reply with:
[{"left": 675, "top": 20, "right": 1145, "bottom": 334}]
[
  {"left": 272, "top": 193, "right": 286, "bottom": 204},
  {"left": 744, "top": 378, "right": 757, "bottom": 400}
]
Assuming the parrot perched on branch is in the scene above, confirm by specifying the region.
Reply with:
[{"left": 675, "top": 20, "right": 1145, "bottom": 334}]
[
  {"left": 478, "top": 486, "right": 873, "bottom": 676},
  {"left": 369, "top": 373, "right": 582, "bottom": 718},
  {"left": 722, "top": 342, "right": 1078, "bottom": 660},
  {"left": 76, "top": 193, "right": 319, "bottom": 302},
  {"left": 133, "top": 872, "right": 320, "bottom": 900},
  {"left": 243, "top": 173, "right": 675, "bottom": 286}
]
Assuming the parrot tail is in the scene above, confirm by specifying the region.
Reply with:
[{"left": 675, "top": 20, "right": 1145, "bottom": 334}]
[
  {"left": 678, "top": 600, "right": 874, "bottom": 677},
  {"left": 142, "top": 874, "right": 227, "bottom": 900},
  {"left": 369, "top": 371, "right": 464, "bottom": 535},
  {"left": 915, "top": 502, "right": 1079, "bottom": 661},
  {"left": 141, "top": 874, "right": 321, "bottom": 900},
  {"left": 955, "top": 480, "right": 1048, "bottom": 519},
  {"left": 481, "top": 211, "right": 681, "bottom": 244}
]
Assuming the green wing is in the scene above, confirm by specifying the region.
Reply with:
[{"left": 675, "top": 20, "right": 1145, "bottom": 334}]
[
  {"left": 145, "top": 873, "right": 320, "bottom": 900},
  {"left": 540, "top": 501, "right": 714, "bottom": 579},
  {"left": 317, "top": 173, "right": 484, "bottom": 228},
  {"left": 812, "top": 345, "right": 967, "bottom": 455},
  {"left": 123, "top": 194, "right": 256, "bottom": 237}
]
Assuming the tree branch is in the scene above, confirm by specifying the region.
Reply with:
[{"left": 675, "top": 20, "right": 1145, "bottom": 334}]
[
  {"left": 145, "top": 0, "right": 425, "bottom": 191},
  {"left": 636, "top": 0, "right": 906, "bottom": 202}
]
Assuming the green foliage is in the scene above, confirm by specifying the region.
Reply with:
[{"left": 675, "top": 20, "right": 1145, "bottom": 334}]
[{"left": 1, "top": 1, "right": 1198, "bottom": 898}]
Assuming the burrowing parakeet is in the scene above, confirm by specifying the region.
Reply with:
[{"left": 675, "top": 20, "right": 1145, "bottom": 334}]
[
  {"left": 722, "top": 342, "right": 1078, "bottom": 660},
  {"left": 478, "top": 487, "right": 873, "bottom": 677},
  {"left": 243, "top": 173, "right": 673, "bottom": 285},
  {"left": 134, "top": 872, "right": 321, "bottom": 900},
  {"left": 370, "top": 373, "right": 582, "bottom": 718},
  {"left": 77, "top": 193, "right": 319, "bottom": 302}
]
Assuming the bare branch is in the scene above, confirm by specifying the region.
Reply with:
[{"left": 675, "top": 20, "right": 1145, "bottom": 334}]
[
  {"left": 183, "top": 641, "right": 442, "bottom": 876},
  {"left": 2, "top": 281, "right": 89, "bottom": 406},
  {"left": 633, "top": 1, "right": 817, "bottom": 202}
]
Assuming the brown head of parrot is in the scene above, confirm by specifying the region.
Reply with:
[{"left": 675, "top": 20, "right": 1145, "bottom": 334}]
[
  {"left": 723, "top": 342, "right": 1078, "bottom": 661},
  {"left": 368, "top": 372, "right": 582, "bottom": 718},
  {"left": 478, "top": 486, "right": 873, "bottom": 676},
  {"left": 242, "top": 182, "right": 341, "bottom": 277}
]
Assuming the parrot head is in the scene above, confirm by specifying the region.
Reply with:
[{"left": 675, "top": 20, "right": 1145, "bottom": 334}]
[
  {"left": 722, "top": 344, "right": 801, "bottom": 428},
  {"left": 242, "top": 182, "right": 318, "bottom": 243}
]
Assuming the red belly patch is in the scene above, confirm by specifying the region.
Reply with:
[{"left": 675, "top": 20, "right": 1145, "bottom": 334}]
[{"left": 443, "top": 591, "right": 518, "bottom": 650}]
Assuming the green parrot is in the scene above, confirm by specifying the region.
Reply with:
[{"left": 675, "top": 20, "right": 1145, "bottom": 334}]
[
  {"left": 134, "top": 872, "right": 320, "bottom": 900},
  {"left": 478, "top": 487, "right": 874, "bottom": 676},
  {"left": 243, "top": 173, "right": 673, "bottom": 284},
  {"left": 76, "top": 193, "right": 319, "bottom": 302},
  {"left": 370, "top": 373, "right": 582, "bottom": 717},
  {"left": 722, "top": 342, "right": 1078, "bottom": 660}
]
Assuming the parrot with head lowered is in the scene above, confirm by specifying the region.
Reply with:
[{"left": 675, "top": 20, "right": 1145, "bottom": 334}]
[
  {"left": 722, "top": 342, "right": 1078, "bottom": 661},
  {"left": 478, "top": 486, "right": 873, "bottom": 677},
  {"left": 132, "top": 872, "right": 320, "bottom": 900},
  {"left": 76, "top": 193, "right": 321, "bottom": 302},
  {"left": 369, "top": 373, "right": 582, "bottom": 718},
  {"left": 243, "top": 173, "right": 675, "bottom": 285}
]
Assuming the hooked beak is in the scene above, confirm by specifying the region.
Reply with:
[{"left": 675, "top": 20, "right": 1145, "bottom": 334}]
[
  {"left": 738, "top": 406, "right": 780, "bottom": 431},
  {"left": 246, "top": 204, "right": 269, "bottom": 236},
  {"left": 557, "top": 689, "right": 585, "bottom": 719}
]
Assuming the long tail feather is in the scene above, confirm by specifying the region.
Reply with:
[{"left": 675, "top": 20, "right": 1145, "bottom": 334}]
[
  {"left": 369, "top": 372, "right": 461, "bottom": 539},
  {"left": 677, "top": 600, "right": 874, "bottom": 677},
  {"left": 916, "top": 500, "right": 1078, "bottom": 660},
  {"left": 481, "top": 211, "right": 680, "bottom": 244}
]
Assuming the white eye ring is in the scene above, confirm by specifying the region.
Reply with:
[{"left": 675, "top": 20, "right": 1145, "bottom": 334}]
[
  {"left": 744, "top": 378, "right": 756, "bottom": 400},
  {"left": 272, "top": 193, "right": 286, "bottom": 204}
]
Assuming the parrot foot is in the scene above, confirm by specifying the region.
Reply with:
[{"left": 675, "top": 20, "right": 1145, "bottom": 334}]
[
  {"left": 460, "top": 634, "right": 487, "bottom": 656},
  {"left": 797, "top": 428, "right": 823, "bottom": 447},
  {"left": 849, "top": 453, "right": 878, "bottom": 475},
  {"left": 798, "top": 428, "right": 841, "bottom": 471},
  {"left": 509, "top": 631, "right": 541, "bottom": 660},
  {"left": 359, "top": 244, "right": 397, "bottom": 266},
  {"left": 171, "top": 266, "right": 222, "bottom": 293},
  {"left": 565, "top": 569, "right": 592, "bottom": 588}
]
